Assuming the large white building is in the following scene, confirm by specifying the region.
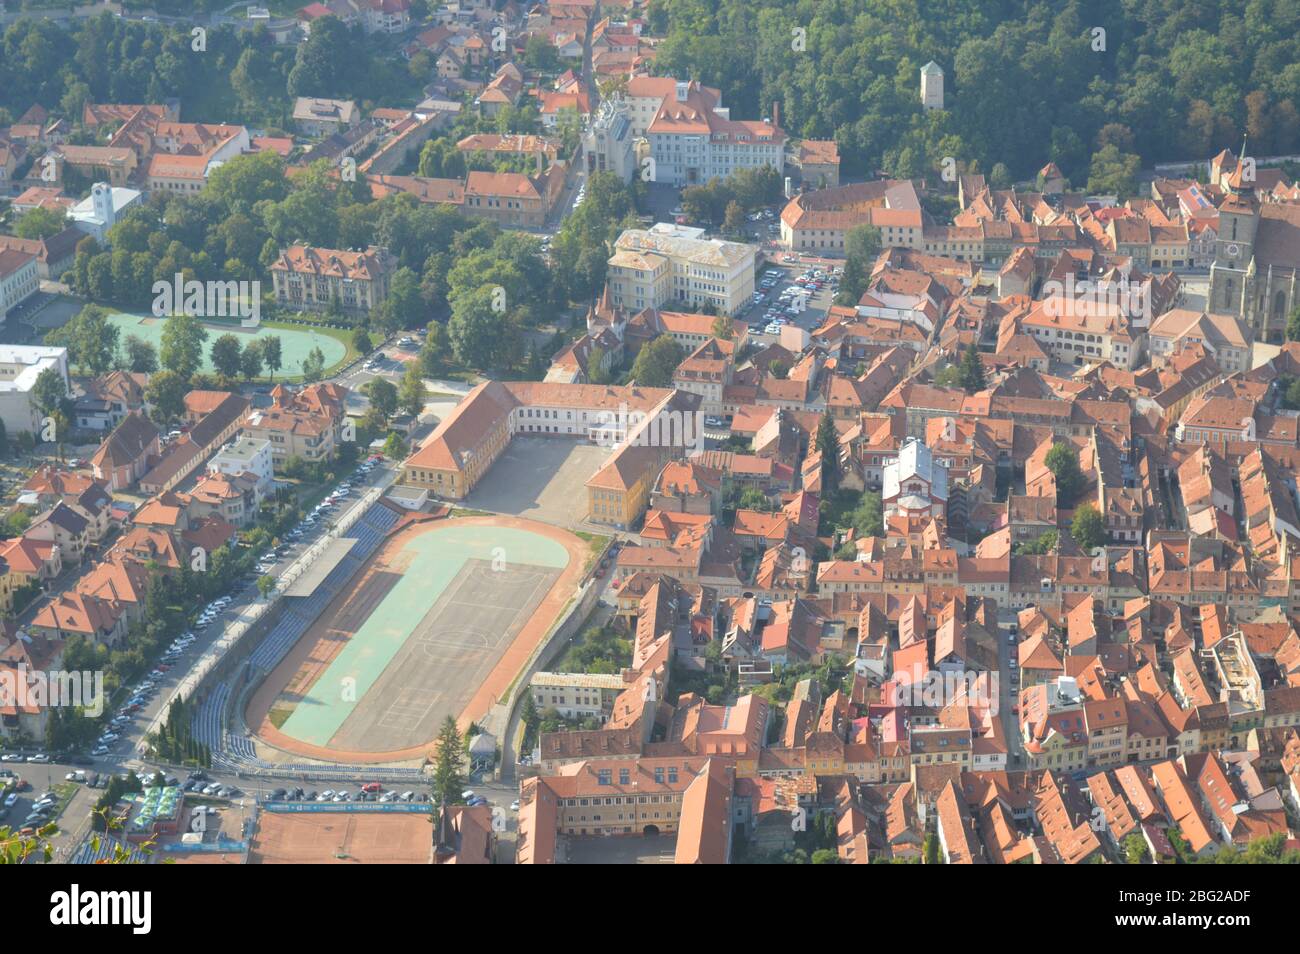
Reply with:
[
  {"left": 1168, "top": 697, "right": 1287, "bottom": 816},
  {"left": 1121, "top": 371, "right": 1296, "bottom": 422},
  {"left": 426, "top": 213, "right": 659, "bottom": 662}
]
[
  {"left": 0, "top": 248, "right": 39, "bottom": 326},
  {"left": 607, "top": 224, "right": 757, "bottom": 316},
  {"left": 0, "top": 345, "right": 69, "bottom": 436},
  {"left": 646, "top": 81, "right": 784, "bottom": 187}
]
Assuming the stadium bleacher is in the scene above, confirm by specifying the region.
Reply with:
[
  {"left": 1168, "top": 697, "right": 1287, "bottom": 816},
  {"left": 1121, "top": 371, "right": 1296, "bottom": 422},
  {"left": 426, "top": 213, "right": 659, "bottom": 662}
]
[{"left": 209, "top": 502, "right": 424, "bottom": 781}]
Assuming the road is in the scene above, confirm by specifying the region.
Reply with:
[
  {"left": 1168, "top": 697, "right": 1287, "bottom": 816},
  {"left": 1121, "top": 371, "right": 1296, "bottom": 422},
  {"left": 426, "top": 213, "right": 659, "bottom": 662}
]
[
  {"left": 997, "top": 610, "right": 1025, "bottom": 770},
  {"left": 1, "top": 458, "right": 405, "bottom": 858}
]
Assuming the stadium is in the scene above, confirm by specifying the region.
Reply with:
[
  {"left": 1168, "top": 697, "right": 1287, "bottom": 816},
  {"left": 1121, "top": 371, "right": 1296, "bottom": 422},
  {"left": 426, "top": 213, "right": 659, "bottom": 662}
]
[{"left": 189, "top": 502, "right": 588, "bottom": 774}]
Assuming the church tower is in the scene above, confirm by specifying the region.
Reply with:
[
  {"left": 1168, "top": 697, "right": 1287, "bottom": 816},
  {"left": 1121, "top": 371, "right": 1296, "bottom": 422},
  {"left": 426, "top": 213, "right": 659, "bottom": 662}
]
[{"left": 1209, "top": 140, "right": 1260, "bottom": 318}]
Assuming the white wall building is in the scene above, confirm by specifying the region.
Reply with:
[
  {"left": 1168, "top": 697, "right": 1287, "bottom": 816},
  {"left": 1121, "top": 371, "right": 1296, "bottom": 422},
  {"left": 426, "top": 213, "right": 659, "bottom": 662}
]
[
  {"left": 0, "top": 345, "right": 69, "bottom": 436},
  {"left": 607, "top": 224, "right": 757, "bottom": 316},
  {"left": 646, "top": 81, "right": 784, "bottom": 188},
  {"left": 207, "top": 435, "right": 274, "bottom": 495},
  {"left": 69, "top": 182, "right": 143, "bottom": 244},
  {"left": 0, "top": 248, "right": 40, "bottom": 326}
]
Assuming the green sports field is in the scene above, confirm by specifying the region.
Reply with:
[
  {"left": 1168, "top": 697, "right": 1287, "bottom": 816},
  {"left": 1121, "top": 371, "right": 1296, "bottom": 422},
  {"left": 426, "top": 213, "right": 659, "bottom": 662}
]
[
  {"left": 106, "top": 312, "right": 348, "bottom": 377},
  {"left": 276, "top": 522, "right": 571, "bottom": 751}
]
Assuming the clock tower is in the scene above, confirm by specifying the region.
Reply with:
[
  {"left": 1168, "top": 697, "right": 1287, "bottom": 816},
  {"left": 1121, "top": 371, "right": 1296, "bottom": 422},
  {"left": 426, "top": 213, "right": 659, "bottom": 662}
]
[{"left": 1209, "top": 140, "right": 1260, "bottom": 318}]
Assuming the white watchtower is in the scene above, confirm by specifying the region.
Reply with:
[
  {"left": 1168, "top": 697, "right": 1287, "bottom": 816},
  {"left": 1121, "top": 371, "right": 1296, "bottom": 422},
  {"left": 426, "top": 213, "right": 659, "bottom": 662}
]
[{"left": 921, "top": 61, "right": 944, "bottom": 111}]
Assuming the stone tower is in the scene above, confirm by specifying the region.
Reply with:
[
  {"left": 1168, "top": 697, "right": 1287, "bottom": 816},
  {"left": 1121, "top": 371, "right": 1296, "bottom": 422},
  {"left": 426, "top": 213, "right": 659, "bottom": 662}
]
[
  {"left": 921, "top": 61, "right": 944, "bottom": 111},
  {"left": 1209, "top": 140, "right": 1260, "bottom": 317},
  {"left": 91, "top": 182, "right": 114, "bottom": 229}
]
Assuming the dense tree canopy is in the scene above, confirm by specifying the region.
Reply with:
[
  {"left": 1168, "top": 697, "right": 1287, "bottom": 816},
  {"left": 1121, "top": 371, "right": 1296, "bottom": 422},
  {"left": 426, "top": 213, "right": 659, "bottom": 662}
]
[{"left": 645, "top": 0, "right": 1300, "bottom": 185}]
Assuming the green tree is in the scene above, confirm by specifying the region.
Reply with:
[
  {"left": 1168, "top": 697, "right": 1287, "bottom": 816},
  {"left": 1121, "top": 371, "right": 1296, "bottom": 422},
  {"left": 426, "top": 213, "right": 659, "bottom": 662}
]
[
  {"left": 46, "top": 304, "right": 119, "bottom": 375},
  {"left": 421, "top": 322, "right": 450, "bottom": 374},
  {"left": 1014, "top": 530, "right": 1059, "bottom": 555},
  {"left": 852, "top": 491, "right": 884, "bottom": 538},
  {"left": 723, "top": 199, "right": 746, "bottom": 237},
  {"left": 431, "top": 715, "right": 466, "bottom": 807},
  {"left": 737, "top": 486, "right": 774, "bottom": 512},
  {"left": 397, "top": 363, "right": 426, "bottom": 417},
  {"left": 448, "top": 285, "right": 508, "bottom": 369},
  {"left": 366, "top": 377, "right": 398, "bottom": 422},
  {"left": 1087, "top": 144, "right": 1141, "bottom": 196},
  {"left": 122, "top": 335, "right": 159, "bottom": 374},
  {"left": 240, "top": 341, "right": 264, "bottom": 381},
  {"left": 1071, "top": 503, "right": 1106, "bottom": 551},
  {"left": 923, "top": 831, "right": 942, "bottom": 864},
  {"left": 159, "top": 313, "right": 209, "bottom": 381},
  {"left": 630, "top": 335, "right": 684, "bottom": 388},
  {"left": 210, "top": 334, "right": 243, "bottom": 381},
  {"left": 301, "top": 346, "right": 326, "bottom": 383},
  {"left": 815, "top": 412, "right": 841, "bottom": 493},
  {"left": 1124, "top": 834, "right": 1150, "bottom": 865},
  {"left": 958, "top": 345, "right": 986, "bottom": 393},
  {"left": 382, "top": 431, "right": 408, "bottom": 459},
  {"left": 146, "top": 370, "right": 187, "bottom": 426},
  {"left": 261, "top": 336, "right": 283, "bottom": 380},
  {"left": 834, "top": 224, "right": 881, "bottom": 306},
  {"left": 14, "top": 207, "right": 67, "bottom": 240},
  {"left": 352, "top": 327, "right": 373, "bottom": 355},
  {"left": 377, "top": 266, "right": 423, "bottom": 336},
  {"left": 1045, "top": 442, "right": 1085, "bottom": 507},
  {"left": 30, "top": 366, "right": 67, "bottom": 420},
  {"left": 1287, "top": 305, "right": 1300, "bottom": 343}
]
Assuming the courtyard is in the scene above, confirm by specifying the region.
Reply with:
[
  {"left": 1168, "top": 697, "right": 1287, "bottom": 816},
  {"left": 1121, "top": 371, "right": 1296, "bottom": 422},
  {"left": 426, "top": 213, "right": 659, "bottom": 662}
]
[{"left": 464, "top": 435, "right": 611, "bottom": 529}]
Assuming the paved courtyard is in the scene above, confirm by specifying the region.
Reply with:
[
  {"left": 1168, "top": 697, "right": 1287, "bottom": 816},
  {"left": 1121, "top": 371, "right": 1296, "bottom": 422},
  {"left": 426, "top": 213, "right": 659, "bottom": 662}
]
[
  {"left": 466, "top": 436, "right": 610, "bottom": 528},
  {"left": 564, "top": 834, "right": 677, "bottom": 864}
]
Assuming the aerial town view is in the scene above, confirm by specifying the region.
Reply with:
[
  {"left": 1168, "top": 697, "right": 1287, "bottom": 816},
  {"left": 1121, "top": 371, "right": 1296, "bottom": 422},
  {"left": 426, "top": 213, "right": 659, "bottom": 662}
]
[{"left": 0, "top": 0, "right": 1294, "bottom": 912}]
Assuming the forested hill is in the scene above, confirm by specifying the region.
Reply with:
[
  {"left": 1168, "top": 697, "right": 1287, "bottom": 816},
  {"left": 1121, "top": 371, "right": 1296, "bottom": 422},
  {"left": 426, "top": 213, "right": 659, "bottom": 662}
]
[
  {"left": 646, "top": 0, "right": 1300, "bottom": 181},
  {"left": 0, "top": 14, "right": 421, "bottom": 132}
]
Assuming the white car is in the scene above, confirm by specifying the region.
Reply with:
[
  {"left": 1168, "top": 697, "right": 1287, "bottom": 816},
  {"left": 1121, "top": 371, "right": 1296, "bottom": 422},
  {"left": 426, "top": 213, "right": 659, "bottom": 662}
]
[{"left": 26, "top": 754, "right": 49, "bottom": 763}]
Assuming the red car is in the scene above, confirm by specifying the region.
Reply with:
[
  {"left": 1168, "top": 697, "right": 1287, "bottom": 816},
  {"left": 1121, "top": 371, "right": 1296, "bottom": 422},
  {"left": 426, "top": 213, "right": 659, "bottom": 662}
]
[{"left": 361, "top": 782, "right": 382, "bottom": 793}]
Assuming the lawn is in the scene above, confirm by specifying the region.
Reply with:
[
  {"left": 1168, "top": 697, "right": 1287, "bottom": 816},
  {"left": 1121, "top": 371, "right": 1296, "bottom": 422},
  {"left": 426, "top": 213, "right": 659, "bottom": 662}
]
[{"left": 105, "top": 312, "right": 352, "bottom": 380}]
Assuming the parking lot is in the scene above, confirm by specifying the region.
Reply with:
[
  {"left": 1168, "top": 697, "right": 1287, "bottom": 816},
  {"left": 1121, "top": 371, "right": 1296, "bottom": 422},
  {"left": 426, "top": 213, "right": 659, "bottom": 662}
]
[{"left": 741, "top": 260, "right": 841, "bottom": 338}]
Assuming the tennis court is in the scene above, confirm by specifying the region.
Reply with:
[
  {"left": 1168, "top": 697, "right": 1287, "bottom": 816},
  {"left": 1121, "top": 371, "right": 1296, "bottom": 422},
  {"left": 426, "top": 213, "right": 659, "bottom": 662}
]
[{"left": 105, "top": 312, "right": 348, "bottom": 375}]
